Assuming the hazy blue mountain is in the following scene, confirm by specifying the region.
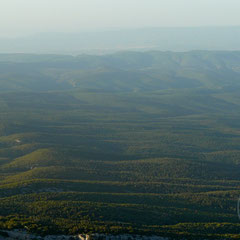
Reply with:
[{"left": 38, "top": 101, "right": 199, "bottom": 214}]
[{"left": 1, "top": 26, "right": 240, "bottom": 54}]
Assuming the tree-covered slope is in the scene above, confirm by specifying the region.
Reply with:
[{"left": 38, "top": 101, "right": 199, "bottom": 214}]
[
  {"left": 0, "top": 51, "right": 240, "bottom": 92},
  {"left": 0, "top": 51, "right": 240, "bottom": 239}
]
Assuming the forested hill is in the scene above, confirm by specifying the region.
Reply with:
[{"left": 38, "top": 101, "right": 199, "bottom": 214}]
[
  {"left": 0, "top": 51, "right": 240, "bottom": 92},
  {"left": 1, "top": 51, "right": 240, "bottom": 239}
]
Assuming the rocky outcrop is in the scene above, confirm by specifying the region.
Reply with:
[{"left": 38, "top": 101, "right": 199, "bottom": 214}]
[
  {"left": 89, "top": 234, "right": 168, "bottom": 240},
  {"left": 0, "top": 231, "right": 169, "bottom": 240}
]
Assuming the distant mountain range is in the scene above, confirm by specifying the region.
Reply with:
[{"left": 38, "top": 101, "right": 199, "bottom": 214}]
[{"left": 1, "top": 26, "right": 240, "bottom": 54}]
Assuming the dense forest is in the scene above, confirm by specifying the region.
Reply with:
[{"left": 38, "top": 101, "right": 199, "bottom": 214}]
[{"left": 0, "top": 51, "right": 240, "bottom": 239}]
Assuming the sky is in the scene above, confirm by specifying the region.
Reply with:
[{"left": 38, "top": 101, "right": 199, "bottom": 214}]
[{"left": 0, "top": 0, "right": 240, "bottom": 37}]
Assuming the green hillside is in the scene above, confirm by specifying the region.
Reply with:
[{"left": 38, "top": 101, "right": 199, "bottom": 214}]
[{"left": 0, "top": 51, "right": 240, "bottom": 239}]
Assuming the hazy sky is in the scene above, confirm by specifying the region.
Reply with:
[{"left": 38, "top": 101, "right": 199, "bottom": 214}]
[{"left": 0, "top": 0, "right": 240, "bottom": 37}]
